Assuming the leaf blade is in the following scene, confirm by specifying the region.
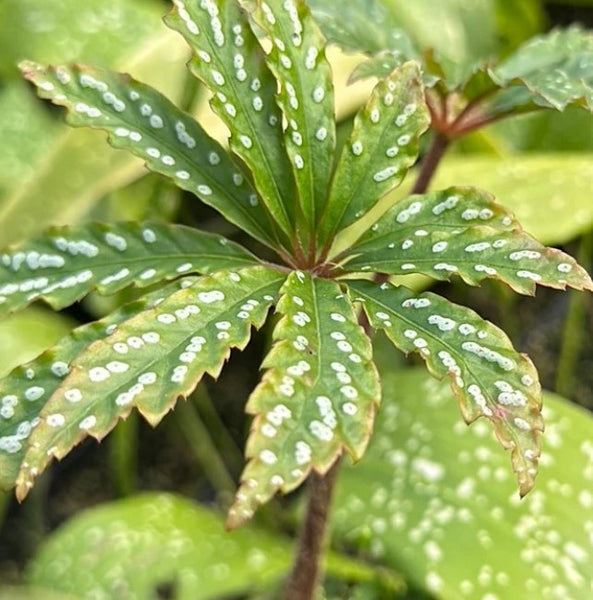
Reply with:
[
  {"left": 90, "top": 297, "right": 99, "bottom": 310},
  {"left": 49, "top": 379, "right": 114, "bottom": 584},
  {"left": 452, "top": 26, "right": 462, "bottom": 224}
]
[
  {"left": 20, "top": 61, "right": 279, "bottom": 248},
  {"left": 0, "top": 221, "right": 259, "bottom": 315},
  {"left": 227, "top": 271, "right": 380, "bottom": 528},
  {"left": 349, "top": 278, "right": 543, "bottom": 496}
]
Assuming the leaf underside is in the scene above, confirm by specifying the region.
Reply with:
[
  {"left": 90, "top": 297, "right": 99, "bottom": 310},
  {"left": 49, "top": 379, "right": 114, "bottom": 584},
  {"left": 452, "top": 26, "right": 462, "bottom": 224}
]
[
  {"left": 342, "top": 187, "right": 593, "bottom": 295},
  {"left": 349, "top": 278, "right": 543, "bottom": 496},
  {"left": 227, "top": 271, "right": 380, "bottom": 528},
  {"left": 19, "top": 61, "right": 279, "bottom": 248},
  {"left": 0, "top": 221, "right": 258, "bottom": 315},
  {"left": 14, "top": 266, "right": 285, "bottom": 499}
]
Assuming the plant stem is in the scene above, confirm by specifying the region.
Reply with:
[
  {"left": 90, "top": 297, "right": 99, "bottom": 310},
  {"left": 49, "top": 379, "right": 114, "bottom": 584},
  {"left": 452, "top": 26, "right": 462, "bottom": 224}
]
[
  {"left": 284, "top": 459, "right": 341, "bottom": 599},
  {"left": 411, "top": 131, "right": 450, "bottom": 195}
]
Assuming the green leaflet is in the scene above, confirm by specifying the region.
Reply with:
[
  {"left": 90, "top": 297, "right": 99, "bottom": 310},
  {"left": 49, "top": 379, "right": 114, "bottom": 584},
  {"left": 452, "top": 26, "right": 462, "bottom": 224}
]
[
  {"left": 166, "top": 0, "right": 296, "bottom": 245},
  {"left": 244, "top": 0, "right": 336, "bottom": 248},
  {"left": 342, "top": 187, "right": 593, "bottom": 295},
  {"left": 0, "top": 221, "right": 259, "bottom": 315},
  {"left": 333, "top": 369, "right": 593, "bottom": 598},
  {"left": 319, "top": 62, "right": 430, "bottom": 247},
  {"left": 15, "top": 266, "right": 285, "bottom": 499},
  {"left": 349, "top": 279, "right": 542, "bottom": 496},
  {"left": 20, "top": 61, "right": 279, "bottom": 249},
  {"left": 28, "top": 493, "right": 293, "bottom": 599},
  {"left": 227, "top": 272, "right": 380, "bottom": 528},
  {"left": 0, "top": 278, "right": 197, "bottom": 490}
]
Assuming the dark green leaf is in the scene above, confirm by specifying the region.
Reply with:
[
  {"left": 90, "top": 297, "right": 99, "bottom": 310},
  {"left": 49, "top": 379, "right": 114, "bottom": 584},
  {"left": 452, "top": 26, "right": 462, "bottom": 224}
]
[
  {"left": 227, "top": 271, "right": 380, "bottom": 528},
  {"left": 0, "top": 221, "right": 259, "bottom": 315},
  {"left": 20, "top": 61, "right": 279, "bottom": 248}
]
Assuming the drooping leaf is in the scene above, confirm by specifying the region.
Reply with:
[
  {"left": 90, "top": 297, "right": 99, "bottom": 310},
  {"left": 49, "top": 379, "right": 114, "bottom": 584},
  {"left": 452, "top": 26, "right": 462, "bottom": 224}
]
[
  {"left": 349, "top": 279, "right": 543, "bottom": 496},
  {"left": 342, "top": 187, "right": 593, "bottom": 295},
  {"left": 491, "top": 26, "right": 593, "bottom": 114},
  {"left": 20, "top": 61, "right": 279, "bottom": 248},
  {"left": 166, "top": 0, "right": 296, "bottom": 244},
  {"left": 333, "top": 368, "right": 593, "bottom": 598},
  {"left": 0, "top": 278, "right": 196, "bottom": 490},
  {"left": 15, "top": 266, "right": 285, "bottom": 498},
  {"left": 244, "top": 0, "right": 336, "bottom": 247},
  {"left": 0, "top": 221, "right": 258, "bottom": 316},
  {"left": 318, "top": 61, "right": 429, "bottom": 246},
  {"left": 227, "top": 272, "right": 380, "bottom": 528},
  {"left": 28, "top": 493, "right": 293, "bottom": 600}
]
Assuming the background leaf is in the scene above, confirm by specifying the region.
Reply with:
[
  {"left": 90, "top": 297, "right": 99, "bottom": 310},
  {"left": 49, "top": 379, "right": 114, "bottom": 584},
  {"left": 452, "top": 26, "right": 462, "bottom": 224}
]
[{"left": 332, "top": 367, "right": 593, "bottom": 598}]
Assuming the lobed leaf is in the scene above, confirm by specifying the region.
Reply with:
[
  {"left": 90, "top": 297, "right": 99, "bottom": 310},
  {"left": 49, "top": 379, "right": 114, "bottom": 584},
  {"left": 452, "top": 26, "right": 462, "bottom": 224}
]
[
  {"left": 348, "top": 278, "right": 543, "bottom": 496},
  {"left": 227, "top": 271, "right": 380, "bottom": 528},
  {"left": 0, "top": 278, "right": 197, "bottom": 491},
  {"left": 20, "top": 61, "right": 279, "bottom": 248},
  {"left": 244, "top": 0, "right": 336, "bottom": 247},
  {"left": 166, "top": 0, "right": 297, "bottom": 245},
  {"left": 15, "top": 266, "right": 285, "bottom": 499},
  {"left": 0, "top": 221, "right": 259, "bottom": 315},
  {"left": 491, "top": 26, "right": 593, "bottom": 114},
  {"left": 342, "top": 187, "right": 593, "bottom": 295},
  {"left": 319, "top": 62, "right": 430, "bottom": 246}
]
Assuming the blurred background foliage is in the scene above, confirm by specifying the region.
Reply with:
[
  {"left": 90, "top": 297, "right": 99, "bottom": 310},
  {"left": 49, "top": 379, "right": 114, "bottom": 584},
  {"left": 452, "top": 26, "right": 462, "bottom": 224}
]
[{"left": 0, "top": 0, "right": 593, "bottom": 598}]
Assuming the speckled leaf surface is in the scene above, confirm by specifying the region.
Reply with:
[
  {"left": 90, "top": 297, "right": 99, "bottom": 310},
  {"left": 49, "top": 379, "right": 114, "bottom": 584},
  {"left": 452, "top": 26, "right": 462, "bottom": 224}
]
[
  {"left": 0, "top": 279, "right": 195, "bottom": 491},
  {"left": 491, "top": 26, "right": 593, "bottom": 113},
  {"left": 20, "top": 62, "right": 277, "bottom": 248},
  {"left": 319, "top": 62, "right": 429, "bottom": 245},
  {"left": 166, "top": 0, "right": 296, "bottom": 243},
  {"left": 244, "top": 0, "right": 336, "bottom": 245},
  {"left": 15, "top": 267, "right": 284, "bottom": 499},
  {"left": 28, "top": 493, "right": 292, "bottom": 600},
  {"left": 0, "top": 222, "right": 258, "bottom": 315},
  {"left": 342, "top": 187, "right": 593, "bottom": 295},
  {"left": 332, "top": 368, "right": 593, "bottom": 599},
  {"left": 349, "top": 279, "right": 543, "bottom": 496},
  {"left": 227, "top": 272, "right": 380, "bottom": 528}
]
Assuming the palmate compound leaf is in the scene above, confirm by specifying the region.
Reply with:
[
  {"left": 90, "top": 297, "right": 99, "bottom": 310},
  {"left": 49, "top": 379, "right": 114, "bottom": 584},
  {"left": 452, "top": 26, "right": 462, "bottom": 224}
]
[
  {"left": 242, "top": 0, "right": 337, "bottom": 248},
  {"left": 0, "top": 278, "right": 198, "bottom": 490},
  {"left": 318, "top": 61, "right": 430, "bottom": 247},
  {"left": 0, "top": 221, "right": 259, "bottom": 316},
  {"left": 348, "top": 279, "right": 543, "bottom": 496},
  {"left": 166, "top": 0, "right": 296, "bottom": 244},
  {"left": 19, "top": 62, "right": 281, "bottom": 249},
  {"left": 14, "top": 266, "right": 285, "bottom": 499},
  {"left": 341, "top": 187, "right": 593, "bottom": 295},
  {"left": 227, "top": 271, "right": 380, "bottom": 528}
]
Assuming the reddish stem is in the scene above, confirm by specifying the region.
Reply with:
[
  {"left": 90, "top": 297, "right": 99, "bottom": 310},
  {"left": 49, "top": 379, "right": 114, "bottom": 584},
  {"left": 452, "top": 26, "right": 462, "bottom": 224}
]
[{"left": 411, "top": 131, "right": 451, "bottom": 195}]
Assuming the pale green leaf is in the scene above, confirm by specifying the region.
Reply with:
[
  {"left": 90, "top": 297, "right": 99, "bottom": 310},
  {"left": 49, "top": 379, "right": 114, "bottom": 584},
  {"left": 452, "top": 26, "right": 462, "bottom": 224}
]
[
  {"left": 244, "top": 0, "right": 336, "bottom": 246},
  {"left": 227, "top": 272, "right": 380, "bottom": 528},
  {"left": 491, "top": 26, "right": 593, "bottom": 113},
  {"left": 319, "top": 62, "right": 429, "bottom": 246},
  {"left": 349, "top": 279, "right": 543, "bottom": 496},
  {"left": 342, "top": 188, "right": 593, "bottom": 295},
  {"left": 333, "top": 368, "right": 593, "bottom": 598},
  {"left": 20, "top": 62, "right": 278, "bottom": 248},
  {"left": 0, "top": 279, "right": 194, "bottom": 490},
  {"left": 15, "top": 266, "right": 284, "bottom": 498},
  {"left": 28, "top": 493, "right": 292, "bottom": 599},
  {"left": 0, "top": 221, "right": 258, "bottom": 315},
  {"left": 166, "top": 0, "right": 296, "bottom": 243}
]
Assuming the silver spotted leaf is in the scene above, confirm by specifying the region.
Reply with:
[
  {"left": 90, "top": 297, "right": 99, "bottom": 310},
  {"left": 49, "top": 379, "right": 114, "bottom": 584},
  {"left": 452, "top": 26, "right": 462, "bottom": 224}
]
[
  {"left": 243, "top": 0, "right": 336, "bottom": 248},
  {"left": 491, "top": 26, "right": 593, "bottom": 114},
  {"left": 0, "top": 278, "right": 197, "bottom": 491},
  {"left": 319, "top": 62, "right": 430, "bottom": 246},
  {"left": 166, "top": 0, "right": 296, "bottom": 245},
  {"left": 227, "top": 271, "right": 380, "bottom": 528},
  {"left": 342, "top": 188, "right": 593, "bottom": 295},
  {"left": 15, "top": 266, "right": 284, "bottom": 499},
  {"left": 349, "top": 278, "right": 543, "bottom": 496},
  {"left": 0, "top": 221, "right": 259, "bottom": 315},
  {"left": 19, "top": 61, "right": 280, "bottom": 248}
]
